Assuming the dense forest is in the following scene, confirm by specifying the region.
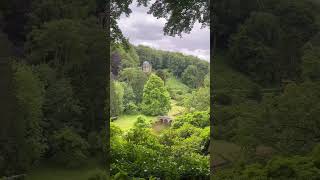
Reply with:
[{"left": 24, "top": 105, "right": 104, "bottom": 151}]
[
  {"left": 110, "top": 44, "right": 210, "bottom": 179},
  {"left": 212, "top": 0, "right": 320, "bottom": 179},
  {"left": 0, "top": 0, "right": 108, "bottom": 179}
]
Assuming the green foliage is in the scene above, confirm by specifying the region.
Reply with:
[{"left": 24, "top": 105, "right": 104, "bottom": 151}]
[
  {"left": 110, "top": 81, "right": 124, "bottom": 117},
  {"left": 213, "top": 54, "right": 259, "bottom": 104},
  {"left": 203, "top": 74, "right": 210, "bottom": 88},
  {"left": 141, "top": 74, "right": 171, "bottom": 116},
  {"left": 28, "top": 0, "right": 96, "bottom": 27},
  {"left": 133, "top": 116, "right": 150, "bottom": 129},
  {"left": 165, "top": 76, "right": 190, "bottom": 101},
  {"left": 214, "top": 145, "right": 320, "bottom": 179},
  {"left": 112, "top": 171, "right": 129, "bottom": 180},
  {"left": 229, "top": 12, "right": 281, "bottom": 85},
  {"left": 135, "top": 45, "right": 209, "bottom": 79},
  {"left": 213, "top": 106, "right": 238, "bottom": 140},
  {"left": 111, "top": 120, "right": 210, "bottom": 179},
  {"left": 119, "top": 68, "right": 147, "bottom": 103},
  {"left": 302, "top": 46, "right": 320, "bottom": 81},
  {"left": 227, "top": 0, "right": 319, "bottom": 84},
  {"left": 173, "top": 111, "right": 209, "bottom": 129},
  {"left": 155, "top": 69, "right": 169, "bottom": 83},
  {"left": 213, "top": 0, "right": 262, "bottom": 48},
  {"left": 111, "top": 44, "right": 140, "bottom": 70},
  {"left": 1, "top": 0, "right": 108, "bottom": 176},
  {"left": 51, "top": 127, "right": 89, "bottom": 168},
  {"left": 121, "top": 82, "right": 137, "bottom": 114},
  {"left": 27, "top": 19, "right": 88, "bottom": 67},
  {"left": 6, "top": 62, "right": 47, "bottom": 172},
  {"left": 184, "top": 87, "right": 209, "bottom": 111},
  {"left": 26, "top": 17, "right": 108, "bottom": 132},
  {"left": 43, "top": 77, "right": 83, "bottom": 131},
  {"left": 182, "top": 65, "right": 202, "bottom": 88},
  {"left": 258, "top": 82, "right": 320, "bottom": 154}
]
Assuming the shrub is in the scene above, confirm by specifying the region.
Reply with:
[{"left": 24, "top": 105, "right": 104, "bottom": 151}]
[
  {"left": 173, "top": 111, "right": 209, "bottom": 129},
  {"left": 134, "top": 116, "right": 150, "bottom": 129},
  {"left": 125, "top": 102, "right": 138, "bottom": 114},
  {"left": 51, "top": 127, "right": 89, "bottom": 168}
]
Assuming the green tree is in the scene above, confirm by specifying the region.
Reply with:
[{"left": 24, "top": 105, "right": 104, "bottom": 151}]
[
  {"left": 26, "top": 18, "right": 108, "bottom": 132},
  {"left": 121, "top": 82, "right": 137, "bottom": 114},
  {"left": 270, "top": 0, "right": 318, "bottom": 80},
  {"left": 119, "top": 68, "right": 147, "bottom": 103},
  {"left": 2, "top": 62, "right": 47, "bottom": 173},
  {"left": 111, "top": 44, "right": 140, "bottom": 70},
  {"left": 28, "top": 0, "right": 96, "bottom": 28},
  {"left": 184, "top": 87, "right": 209, "bottom": 112},
  {"left": 110, "top": 80, "right": 124, "bottom": 117},
  {"left": 43, "top": 78, "right": 83, "bottom": 132},
  {"left": 251, "top": 82, "right": 320, "bottom": 154},
  {"left": 182, "top": 65, "right": 202, "bottom": 88},
  {"left": 50, "top": 127, "right": 89, "bottom": 168},
  {"left": 229, "top": 12, "right": 281, "bottom": 85},
  {"left": 142, "top": 74, "right": 171, "bottom": 116}
]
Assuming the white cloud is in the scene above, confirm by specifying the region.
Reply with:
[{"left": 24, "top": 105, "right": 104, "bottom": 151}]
[{"left": 118, "top": 1, "right": 210, "bottom": 61}]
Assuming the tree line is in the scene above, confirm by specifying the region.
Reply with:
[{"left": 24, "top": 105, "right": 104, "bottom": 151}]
[{"left": 0, "top": 0, "right": 108, "bottom": 176}]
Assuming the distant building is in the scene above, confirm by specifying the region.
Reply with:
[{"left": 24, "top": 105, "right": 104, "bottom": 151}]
[{"left": 142, "top": 61, "right": 152, "bottom": 73}]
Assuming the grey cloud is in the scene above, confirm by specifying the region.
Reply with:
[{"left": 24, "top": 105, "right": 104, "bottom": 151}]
[{"left": 118, "top": 1, "right": 210, "bottom": 61}]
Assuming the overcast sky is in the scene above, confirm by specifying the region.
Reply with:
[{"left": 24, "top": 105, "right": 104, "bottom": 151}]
[{"left": 118, "top": 1, "right": 210, "bottom": 61}]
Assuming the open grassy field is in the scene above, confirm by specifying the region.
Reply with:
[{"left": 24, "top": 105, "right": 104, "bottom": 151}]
[
  {"left": 166, "top": 77, "right": 190, "bottom": 93},
  {"left": 112, "top": 114, "right": 156, "bottom": 130},
  {"left": 113, "top": 99, "right": 185, "bottom": 131},
  {"left": 26, "top": 160, "right": 104, "bottom": 180}
]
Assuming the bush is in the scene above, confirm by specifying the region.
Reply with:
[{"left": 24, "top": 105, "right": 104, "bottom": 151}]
[
  {"left": 173, "top": 111, "right": 209, "bottom": 129},
  {"left": 125, "top": 102, "right": 138, "bottom": 114},
  {"left": 134, "top": 116, "right": 150, "bottom": 129},
  {"left": 51, "top": 127, "right": 89, "bottom": 168}
]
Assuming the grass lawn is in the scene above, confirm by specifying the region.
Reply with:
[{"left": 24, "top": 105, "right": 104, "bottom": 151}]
[
  {"left": 26, "top": 159, "right": 104, "bottom": 180},
  {"left": 112, "top": 114, "right": 156, "bottom": 130},
  {"left": 166, "top": 77, "right": 190, "bottom": 94}
]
